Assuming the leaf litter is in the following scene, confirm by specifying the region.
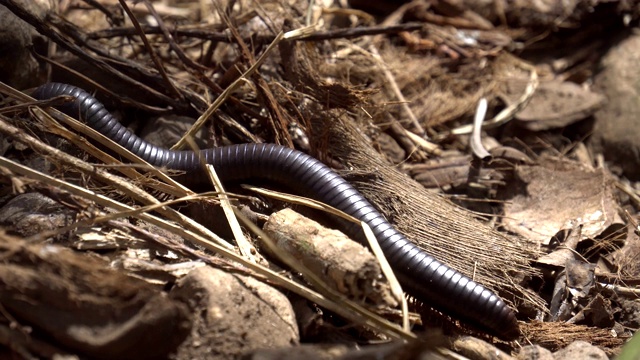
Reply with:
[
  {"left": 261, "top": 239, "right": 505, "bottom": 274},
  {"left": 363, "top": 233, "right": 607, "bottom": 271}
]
[{"left": 0, "top": 0, "right": 638, "bottom": 358}]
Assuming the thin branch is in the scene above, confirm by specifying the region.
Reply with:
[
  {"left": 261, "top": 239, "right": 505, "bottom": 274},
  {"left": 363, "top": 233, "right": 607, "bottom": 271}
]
[{"left": 88, "top": 22, "right": 425, "bottom": 42}]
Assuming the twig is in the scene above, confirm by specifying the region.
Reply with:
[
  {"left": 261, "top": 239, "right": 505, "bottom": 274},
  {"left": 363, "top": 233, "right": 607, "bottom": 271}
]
[
  {"left": 617, "top": 182, "right": 640, "bottom": 211},
  {"left": 32, "top": 53, "right": 170, "bottom": 113},
  {"left": 470, "top": 98, "right": 491, "bottom": 160},
  {"left": 241, "top": 184, "right": 409, "bottom": 330},
  {"left": 232, "top": 207, "right": 415, "bottom": 339},
  {"left": 385, "top": 117, "right": 426, "bottom": 161},
  {"left": 87, "top": 22, "right": 425, "bottom": 42},
  {"left": 599, "top": 283, "right": 640, "bottom": 297},
  {"left": 81, "top": 0, "right": 124, "bottom": 25},
  {"left": 142, "top": 0, "right": 209, "bottom": 72},
  {"left": 402, "top": 127, "right": 441, "bottom": 155},
  {"left": 221, "top": 5, "right": 293, "bottom": 147},
  {"left": 368, "top": 45, "right": 425, "bottom": 138}
]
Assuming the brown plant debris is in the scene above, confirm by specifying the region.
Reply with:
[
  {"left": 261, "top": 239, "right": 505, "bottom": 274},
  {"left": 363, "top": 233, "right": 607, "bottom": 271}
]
[
  {"left": 501, "top": 156, "right": 622, "bottom": 246},
  {"left": 523, "top": 321, "right": 624, "bottom": 357},
  {"left": 305, "top": 106, "right": 540, "bottom": 306},
  {"left": 498, "top": 79, "right": 606, "bottom": 131},
  {"left": 0, "top": 0, "right": 639, "bottom": 358},
  {"left": 264, "top": 208, "right": 398, "bottom": 308}
]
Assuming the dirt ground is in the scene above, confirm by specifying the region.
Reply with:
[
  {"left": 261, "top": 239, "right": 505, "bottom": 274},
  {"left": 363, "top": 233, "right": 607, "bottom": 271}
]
[{"left": 0, "top": 0, "right": 639, "bottom": 359}]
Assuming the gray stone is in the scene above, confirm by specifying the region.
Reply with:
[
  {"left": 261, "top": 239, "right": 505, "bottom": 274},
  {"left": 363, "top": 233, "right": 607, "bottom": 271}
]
[
  {"left": 0, "top": 4, "right": 48, "bottom": 89},
  {"left": 553, "top": 341, "right": 608, "bottom": 360},
  {"left": 170, "top": 266, "right": 299, "bottom": 360},
  {"left": 591, "top": 32, "right": 640, "bottom": 180},
  {"left": 516, "top": 345, "right": 553, "bottom": 360},
  {"left": 140, "top": 114, "right": 208, "bottom": 149},
  {"left": 0, "top": 193, "right": 75, "bottom": 238}
]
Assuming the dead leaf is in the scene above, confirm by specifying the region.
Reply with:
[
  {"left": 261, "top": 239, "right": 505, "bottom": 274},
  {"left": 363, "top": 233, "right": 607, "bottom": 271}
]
[
  {"left": 499, "top": 80, "right": 605, "bottom": 130},
  {"left": 501, "top": 157, "right": 621, "bottom": 246}
]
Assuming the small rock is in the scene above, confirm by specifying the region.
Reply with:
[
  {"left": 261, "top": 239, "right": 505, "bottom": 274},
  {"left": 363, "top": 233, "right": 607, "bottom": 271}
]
[
  {"left": 243, "top": 344, "right": 350, "bottom": 360},
  {"left": 553, "top": 341, "right": 608, "bottom": 360},
  {"left": 591, "top": 32, "right": 640, "bottom": 180},
  {"left": 0, "top": 193, "right": 75, "bottom": 238},
  {"left": 170, "top": 266, "right": 299, "bottom": 360},
  {"left": 247, "top": 340, "right": 448, "bottom": 360},
  {"left": 140, "top": 114, "right": 208, "bottom": 149},
  {"left": 516, "top": 345, "right": 553, "bottom": 360},
  {"left": 0, "top": 235, "right": 191, "bottom": 360},
  {"left": 618, "top": 298, "right": 640, "bottom": 329},
  {"left": 453, "top": 336, "right": 514, "bottom": 360},
  {"left": 0, "top": 4, "right": 48, "bottom": 89}
]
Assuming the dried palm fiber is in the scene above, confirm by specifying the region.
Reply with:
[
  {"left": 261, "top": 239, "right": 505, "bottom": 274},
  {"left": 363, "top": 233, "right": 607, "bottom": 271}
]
[{"left": 303, "top": 104, "right": 544, "bottom": 311}]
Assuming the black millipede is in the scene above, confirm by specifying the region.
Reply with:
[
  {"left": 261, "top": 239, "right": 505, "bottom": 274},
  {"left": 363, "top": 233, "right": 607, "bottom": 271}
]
[{"left": 32, "top": 82, "right": 520, "bottom": 340}]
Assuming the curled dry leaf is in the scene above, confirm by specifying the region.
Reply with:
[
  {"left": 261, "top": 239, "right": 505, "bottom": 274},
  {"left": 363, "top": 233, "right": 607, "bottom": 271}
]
[
  {"left": 498, "top": 79, "right": 605, "bottom": 131},
  {"left": 500, "top": 157, "right": 622, "bottom": 246}
]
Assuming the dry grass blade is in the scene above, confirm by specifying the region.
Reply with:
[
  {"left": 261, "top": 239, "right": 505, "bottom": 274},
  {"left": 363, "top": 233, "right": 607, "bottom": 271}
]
[
  {"left": 470, "top": 98, "right": 491, "bottom": 160},
  {"left": 171, "top": 31, "right": 285, "bottom": 150},
  {"left": 84, "top": 192, "right": 225, "bottom": 226},
  {"left": 0, "top": 81, "right": 33, "bottom": 103},
  {"left": 0, "top": 155, "right": 222, "bottom": 255},
  {"left": 31, "top": 107, "right": 180, "bottom": 192},
  {"left": 243, "top": 184, "right": 362, "bottom": 223},
  {"left": 402, "top": 129, "right": 441, "bottom": 154},
  {"left": 368, "top": 44, "right": 424, "bottom": 137},
  {"left": 205, "top": 164, "right": 257, "bottom": 263},
  {"left": 0, "top": 79, "right": 190, "bottom": 199},
  {"left": 178, "top": 133, "right": 257, "bottom": 262},
  {"left": 361, "top": 223, "right": 410, "bottom": 332}
]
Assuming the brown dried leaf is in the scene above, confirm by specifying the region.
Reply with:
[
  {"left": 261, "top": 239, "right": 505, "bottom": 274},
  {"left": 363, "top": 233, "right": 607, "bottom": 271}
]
[
  {"left": 499, "top": 80, "right": 605, "bottom": 131},
  {"left": 537, "top": 224, "right": 582, "bottom": 268},
  {"left": 501, "top": 157, "right": 621, "bottom": 245}
]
